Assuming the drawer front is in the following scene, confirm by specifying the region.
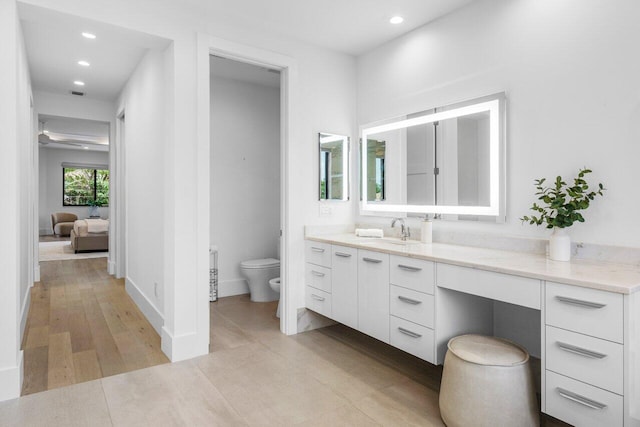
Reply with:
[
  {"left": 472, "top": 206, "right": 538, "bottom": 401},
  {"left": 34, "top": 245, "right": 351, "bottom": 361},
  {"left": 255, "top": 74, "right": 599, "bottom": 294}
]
[
  {"left": 305, "top": 264, "right": 331, "bottom": 293},
  {"left": 305, "top": 286, "right": 332, "bottom": 318},
  {"left": 546, "top": 282, "right": 623, "bottom": 343},
  {"left": 437, "top": 263, "right": 541, "bottom": 309},
  {"left": 390, "top": 316, "right": 435, "bottom": 363},
  {"left": 545, "top": 371, "right": 622, "bottom": 427},
  {"left": 390, "top": 285, "right": 434, "bottom": 328},
  {"left": 390, "top": 255, "right": 435, "bottom": 294},
  {"left": 546, "top": 326, "right": 623, "bottom": 394},
  {"left": 305, "top": 241, "right": 332, "bottom": 267}
]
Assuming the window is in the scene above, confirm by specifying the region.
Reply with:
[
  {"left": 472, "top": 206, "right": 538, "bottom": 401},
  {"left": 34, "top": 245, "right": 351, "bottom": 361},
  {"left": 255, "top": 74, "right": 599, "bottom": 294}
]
[{"left": 63, "top": 167, "right": 110, "bottom": 206}]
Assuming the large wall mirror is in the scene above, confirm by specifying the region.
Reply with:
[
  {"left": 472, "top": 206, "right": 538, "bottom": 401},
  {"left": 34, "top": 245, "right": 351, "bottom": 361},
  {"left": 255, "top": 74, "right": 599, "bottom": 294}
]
[
  {"left": 360, "top": 93, "right": 505, "bottom": 219},
  {"left": 319, "top": 132, "right": 349, "bottom": 201}
]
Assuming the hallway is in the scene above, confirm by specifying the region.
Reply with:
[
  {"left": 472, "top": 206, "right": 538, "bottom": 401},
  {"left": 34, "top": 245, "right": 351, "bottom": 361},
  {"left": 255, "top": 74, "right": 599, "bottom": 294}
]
[{"left": 21, "top": 258, "right": 168, "bottom": 395}]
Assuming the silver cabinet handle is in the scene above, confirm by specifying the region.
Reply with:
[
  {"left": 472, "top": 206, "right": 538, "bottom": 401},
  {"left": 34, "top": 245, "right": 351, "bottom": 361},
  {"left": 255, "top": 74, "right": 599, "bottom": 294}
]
[
  {"left": 556, "top": 388, "right": 607, "bottom": 410},
  {"left": 556, "top": 296, "right": 606, "bottom": 309},
  {"left": 311, "top": 247, "right": 325, "bottom": 253},
  {"left": 311, "top": 294, "right": 325, "bottom": 301},
  {"left": 557, "top": 341, "right": 607, "bottom": 359},
  {"left": 397, "top": 327, "right": 422, "bottom": 338},
  {"left": 363, "top": 257, "right": 382, "bottom": 263},
  {"left": 398, "top": 295, "right": 422, "bottom": 305},
  {"left": 398, "top": 264, "right": 421, "bottom": 272},
  {"left": 335, "top": 252, "right": 352, "bottom": 258},
  {"left": 311, "top": 270, "right": 325, "bottom": 277}
]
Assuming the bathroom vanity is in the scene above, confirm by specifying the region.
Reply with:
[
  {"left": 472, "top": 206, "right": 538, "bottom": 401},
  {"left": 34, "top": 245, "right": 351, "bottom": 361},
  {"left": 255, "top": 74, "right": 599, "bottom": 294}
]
[{"left": 304, "top": 234, "right": 640, "bottom": 427}]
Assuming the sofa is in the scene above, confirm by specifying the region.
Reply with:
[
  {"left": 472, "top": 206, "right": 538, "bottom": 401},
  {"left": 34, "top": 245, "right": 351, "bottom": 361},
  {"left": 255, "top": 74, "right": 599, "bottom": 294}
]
[
  {"left": 51, "top": 212, "right": 78, "bottom": 236},
  {"left": 70, "top": 219, "right": 109, "bottom": 253}
]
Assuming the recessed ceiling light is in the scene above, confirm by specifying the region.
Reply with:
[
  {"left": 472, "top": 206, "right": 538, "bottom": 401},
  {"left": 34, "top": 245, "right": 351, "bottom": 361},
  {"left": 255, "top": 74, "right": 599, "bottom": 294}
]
[
  {"left": 78, "top": 60, "right": 90, "bottom": 67},
  {"left": 83, "top": 146, "right": 89, "bottom": 150},
  {"left": 73, "top": 81, "right": 85, "bottom": 86},
  {"left": 82, "top": 32, "right": 96, "bottom": 39},
  {"left": 390, "top": 16, "right": 404, "bottom": 24}
]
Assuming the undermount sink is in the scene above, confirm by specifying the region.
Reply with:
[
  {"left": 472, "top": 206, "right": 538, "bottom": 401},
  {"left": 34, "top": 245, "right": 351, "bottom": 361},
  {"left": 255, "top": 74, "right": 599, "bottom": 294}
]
[{"left": 373, "top": 238, "right": 422, "bottom": 246}]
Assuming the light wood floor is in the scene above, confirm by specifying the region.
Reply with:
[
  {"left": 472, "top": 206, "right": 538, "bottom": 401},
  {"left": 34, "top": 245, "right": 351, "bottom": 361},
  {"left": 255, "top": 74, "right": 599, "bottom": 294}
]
[
  {"left": 21, "top": 258, "right": 169, "bottom": 396},
  {"left": 9, "top": 286, "right": 569, "bottom": 425},
  {"left": 39, "top": 235, "right": 70, "bottom": 242}
]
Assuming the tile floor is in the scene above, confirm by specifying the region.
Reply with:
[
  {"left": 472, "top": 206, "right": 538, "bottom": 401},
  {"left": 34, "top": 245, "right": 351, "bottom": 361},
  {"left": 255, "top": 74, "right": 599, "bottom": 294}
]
[{"left": 2, "top": 293, "right": 568, "bottom": 426}]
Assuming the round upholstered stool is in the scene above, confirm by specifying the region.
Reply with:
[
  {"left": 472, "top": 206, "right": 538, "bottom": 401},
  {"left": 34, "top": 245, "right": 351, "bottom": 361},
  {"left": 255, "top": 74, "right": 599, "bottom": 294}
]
[{"left": 439, "top": 335, "right": 539, "bottom": 427}]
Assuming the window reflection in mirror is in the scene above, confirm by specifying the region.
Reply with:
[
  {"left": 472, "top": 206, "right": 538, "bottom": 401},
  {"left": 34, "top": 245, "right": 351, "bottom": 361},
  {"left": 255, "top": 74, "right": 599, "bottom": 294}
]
[{"left": 319, "top": 132, "right": 349, "bottom": 201}]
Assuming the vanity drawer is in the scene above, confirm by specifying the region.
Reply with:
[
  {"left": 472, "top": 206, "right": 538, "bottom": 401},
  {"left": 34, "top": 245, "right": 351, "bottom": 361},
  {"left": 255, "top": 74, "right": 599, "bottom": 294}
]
[
  {"left": 437, "top": 263, "right": 541, "bottom": 310},
  {"left": 305, "top": 241, "right": 332, "bottom": 267},
  {"left": 305, "top": 264, "right": 331, "bottom": 293},
  {"left": 546, "top": 326, "right": 623, "bottom": 394},
  {"left": 305, "top": 286, "right": 332, "bottom": 318},
  {"left": 390, "top": 285, "right": 434, "bottom": 328},
  {"left": 545, "top": 371, "right": 622, "bottom": 427},
  {"left": 390, "top": 256, "right": 434, "bottom": 295},
  {"left": 546, "top": 282, "right": 623, "bottom": 343},
  {"left": 390, "top": 316, "right": 435, "bottom": 363}
]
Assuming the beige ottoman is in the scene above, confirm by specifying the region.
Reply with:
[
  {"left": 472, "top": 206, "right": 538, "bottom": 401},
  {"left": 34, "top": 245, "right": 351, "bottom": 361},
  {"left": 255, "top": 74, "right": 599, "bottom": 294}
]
[{"left": 439, "top": 335, "right": 539, "bottom": 427}]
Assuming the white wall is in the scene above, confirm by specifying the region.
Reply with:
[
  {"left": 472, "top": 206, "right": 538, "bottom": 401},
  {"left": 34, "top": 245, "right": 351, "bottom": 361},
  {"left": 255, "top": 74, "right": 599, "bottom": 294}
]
[
  {"left": 38, "top": 147, "right": 110, "bottom": 234},
  {"left": 0, "top": 1, "right": 33, "bottom": 401},
  {"left": 357, "top": 0, "right": 640, "bottom": 248},
  {"left": 210, "top": 75, "right": 280, "bottom": 297},
  {"left": 116, "top": 47, "right": 168, "bottom": 334}
]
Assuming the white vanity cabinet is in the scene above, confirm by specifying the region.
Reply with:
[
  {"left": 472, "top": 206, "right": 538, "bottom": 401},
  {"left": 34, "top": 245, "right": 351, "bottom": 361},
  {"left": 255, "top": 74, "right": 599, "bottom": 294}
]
[
  {"left": 331, "top": 245, "right": 358, "bottom": 330},
  {"left": 304, "top": 241, "right": 332, "bottom": 318},
  {"left": 357, "top": 249, "right": 390, "bottom": 343},
  {"left": 544, "top": 282, "right": 626, "bottom": 427}
]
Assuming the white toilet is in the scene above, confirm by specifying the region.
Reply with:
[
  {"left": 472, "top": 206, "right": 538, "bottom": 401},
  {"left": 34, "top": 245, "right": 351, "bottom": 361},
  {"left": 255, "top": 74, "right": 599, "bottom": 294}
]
[
  {"left": 269, "top": 277, "right": 281, "bottom": 318},
  {"left": 239, "top": 258, "right": 280, "bottom": 302}
]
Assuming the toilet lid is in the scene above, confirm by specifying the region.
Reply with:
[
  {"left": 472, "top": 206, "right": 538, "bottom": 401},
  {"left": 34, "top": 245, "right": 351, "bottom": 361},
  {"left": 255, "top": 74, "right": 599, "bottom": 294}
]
[{"left": 240, "top": 258, "right": 280, "bottom": 269}]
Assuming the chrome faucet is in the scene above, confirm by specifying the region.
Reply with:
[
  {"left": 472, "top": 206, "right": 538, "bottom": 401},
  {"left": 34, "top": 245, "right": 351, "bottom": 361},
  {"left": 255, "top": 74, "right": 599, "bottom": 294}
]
[{"left": 391, "top": 218, "right": 410, "bottom": 241}]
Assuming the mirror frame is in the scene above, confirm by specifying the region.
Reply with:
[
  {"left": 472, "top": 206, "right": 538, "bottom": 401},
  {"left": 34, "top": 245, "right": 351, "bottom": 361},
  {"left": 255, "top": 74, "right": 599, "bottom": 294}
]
[
  {"left": 360, "top": 96, "right": 505, "bottom": 217},
  {"left": 318, "top": 132, "right": 350, "bottom": 201}
]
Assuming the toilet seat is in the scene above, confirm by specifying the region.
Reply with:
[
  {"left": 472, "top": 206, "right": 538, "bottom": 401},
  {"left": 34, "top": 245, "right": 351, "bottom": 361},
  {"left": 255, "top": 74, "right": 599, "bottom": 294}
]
[{"left": 240, "top": 258, "right": 280, "bottom": 269}]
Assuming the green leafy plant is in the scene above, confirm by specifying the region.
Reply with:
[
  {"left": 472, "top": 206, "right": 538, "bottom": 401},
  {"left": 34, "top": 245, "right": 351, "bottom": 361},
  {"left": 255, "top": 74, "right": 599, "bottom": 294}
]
[{"left": 521, "top": 168, "right": 605, "bottom": 229}]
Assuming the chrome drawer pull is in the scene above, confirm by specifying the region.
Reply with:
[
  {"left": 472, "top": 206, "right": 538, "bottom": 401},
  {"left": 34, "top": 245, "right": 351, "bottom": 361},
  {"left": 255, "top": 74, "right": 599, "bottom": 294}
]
[
  {"left": 310, "top": 294, "right": 325, "bottom": 301},
  {"left": 398, "top": 295, "right": 422, "bottom": 305},
  {"left": 556, "top": 296, "right": 606, "bottom": 309},
  {"left": 397, "top": 327, "right": 422, "bottom": 338},
  {"left": 398, "top": 264, "right": 422, "bottom": 272},
  {"left": 556, "top": 388, "right": 607, "bottom": 410},
  {"left": 311, "top": 247, "right": 325, "bottom": 253},
  {"left": 335, "top": 252, "right": 352, "bottom": 258},
  {"left": 311, "top": 271, "right": 325, "bottom": 277},
  {"left": 557, "top": 341, "right": 607, "bottom": 359},
  {"left": 363, "top": 257, "right": 382, "bottom": 263}
]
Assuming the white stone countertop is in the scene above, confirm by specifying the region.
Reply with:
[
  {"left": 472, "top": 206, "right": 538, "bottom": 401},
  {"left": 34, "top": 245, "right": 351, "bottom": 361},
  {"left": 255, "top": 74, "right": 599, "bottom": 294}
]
[{"left": 306, "top": 233, "right": 640, "bottom": 294}]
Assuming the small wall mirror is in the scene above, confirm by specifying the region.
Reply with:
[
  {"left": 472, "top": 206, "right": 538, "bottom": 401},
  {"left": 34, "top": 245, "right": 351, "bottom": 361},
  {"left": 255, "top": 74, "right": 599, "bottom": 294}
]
[
  {"left": 360, "top": 93, "right": 505, "bottom": 219},
  {"left": 319, "top": 132, "right": 349, "bottom": 201}
]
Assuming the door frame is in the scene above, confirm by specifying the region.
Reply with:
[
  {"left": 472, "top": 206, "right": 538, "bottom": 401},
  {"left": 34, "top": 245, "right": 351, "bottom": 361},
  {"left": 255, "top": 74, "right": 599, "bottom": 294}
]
[{"left": 197, "top": 33, "right": 298, "bottom": 337}]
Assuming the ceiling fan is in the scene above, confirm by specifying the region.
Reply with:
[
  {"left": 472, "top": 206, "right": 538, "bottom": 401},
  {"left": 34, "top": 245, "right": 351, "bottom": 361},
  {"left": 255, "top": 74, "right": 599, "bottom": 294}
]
[{"left": 38, "top": 121, "right": 106, "bottom": 148}]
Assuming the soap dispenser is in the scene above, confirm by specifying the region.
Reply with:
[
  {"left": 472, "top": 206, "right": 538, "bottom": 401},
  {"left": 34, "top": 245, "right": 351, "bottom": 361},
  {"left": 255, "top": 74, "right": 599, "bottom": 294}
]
[{"left": 421, "top": 215, "right": 433, "bottom": 243}]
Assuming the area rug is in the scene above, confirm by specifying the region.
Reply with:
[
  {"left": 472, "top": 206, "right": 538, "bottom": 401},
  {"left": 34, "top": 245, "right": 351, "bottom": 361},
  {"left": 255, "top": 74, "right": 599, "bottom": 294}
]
[{"left": 39, "top": 241, "right": 108, "bottom": 261}]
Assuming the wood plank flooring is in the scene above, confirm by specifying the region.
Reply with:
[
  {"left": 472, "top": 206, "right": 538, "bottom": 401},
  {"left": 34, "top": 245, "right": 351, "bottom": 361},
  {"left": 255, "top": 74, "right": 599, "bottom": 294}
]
[{"left": 21, "top": 258, "right": 169, "bottom": 396}]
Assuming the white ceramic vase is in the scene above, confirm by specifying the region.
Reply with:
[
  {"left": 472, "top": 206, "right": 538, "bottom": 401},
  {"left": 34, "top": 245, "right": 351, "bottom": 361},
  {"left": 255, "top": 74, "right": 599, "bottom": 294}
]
[{"left": 549, "top": 227, "right": 571, "bottom": 261}]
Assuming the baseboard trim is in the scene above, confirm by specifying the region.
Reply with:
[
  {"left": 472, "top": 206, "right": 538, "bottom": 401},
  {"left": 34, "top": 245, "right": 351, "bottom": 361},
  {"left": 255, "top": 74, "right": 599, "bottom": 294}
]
[
  {"left": 0, "top": 351, "right": 23, "bottom": 402},
  {"left": 34, "top": 264, "right": 40, "bottom": 282},
  {"left": 20, "top": 287, "right": 31, "bottom": 343},
  {"left": 125, "top": 277, "right": 164, "bottom": 336},
  {"left": 108, "top": 260, "right": 116, "bottom": 276},
  {"left": 161, "top": 327, "right": 207, "bottom": 362},
  {"left": 218, "top": 278, "right": 248, "bottom": 298}
]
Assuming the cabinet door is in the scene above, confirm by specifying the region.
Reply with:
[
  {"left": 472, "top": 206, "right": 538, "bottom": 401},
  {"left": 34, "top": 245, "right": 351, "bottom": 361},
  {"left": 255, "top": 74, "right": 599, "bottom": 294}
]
[
  {"left": 357, "top": 249, "right": 390, "bottom": 343},
  {"left": 331, "top": 245, "right": 358, "bottom": 329}
]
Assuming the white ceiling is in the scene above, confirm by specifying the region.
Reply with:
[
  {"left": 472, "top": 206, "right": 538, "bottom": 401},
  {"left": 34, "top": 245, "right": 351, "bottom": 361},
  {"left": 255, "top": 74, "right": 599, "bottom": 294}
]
[
  {"left": 19, "top": 3, "right": 170, "bottom": 101},
  {"left": 181, "top": 0, "right": 476, "bottom": 55}
]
